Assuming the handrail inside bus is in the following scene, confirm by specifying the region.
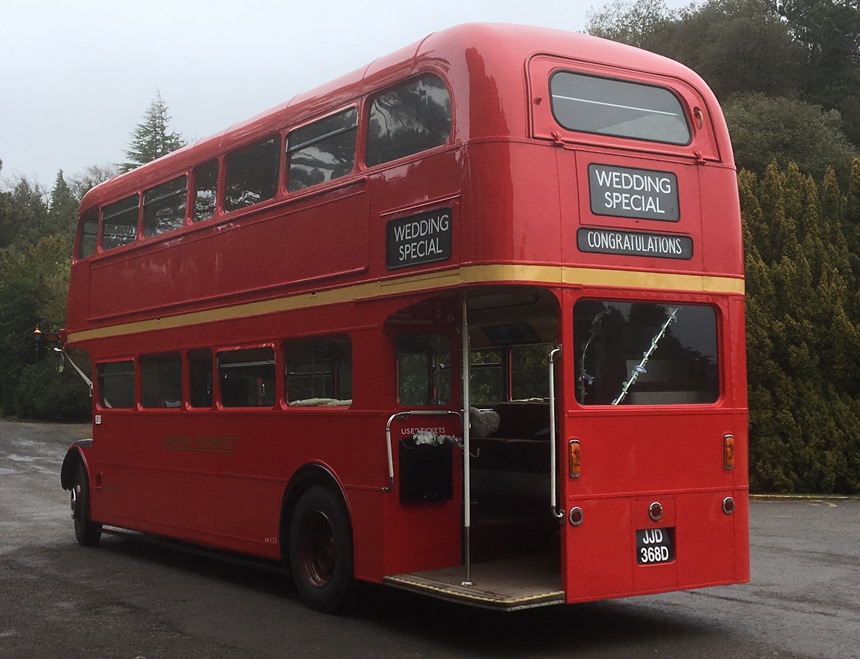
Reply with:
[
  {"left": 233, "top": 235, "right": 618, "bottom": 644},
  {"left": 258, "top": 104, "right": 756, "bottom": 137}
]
[
  {"left": 548, "top": 347, "right": 564, "bottom": 520},
  {"left": 382, "top": 410, "right": 462, "bottom": 493}
]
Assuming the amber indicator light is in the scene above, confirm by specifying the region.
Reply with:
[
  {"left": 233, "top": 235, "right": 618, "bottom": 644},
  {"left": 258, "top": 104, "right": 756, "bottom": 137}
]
[
  {"left": 569, "top": 439, "right": 581, "bottom": 479},
  {"left": 724, "top": 434, "right": 735, "bottom": 470}
]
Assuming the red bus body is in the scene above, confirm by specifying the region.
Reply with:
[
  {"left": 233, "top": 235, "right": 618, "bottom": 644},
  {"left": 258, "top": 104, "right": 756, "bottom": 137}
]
[{"left": 61, "top": 24, "right": 748, "bottom": 610}]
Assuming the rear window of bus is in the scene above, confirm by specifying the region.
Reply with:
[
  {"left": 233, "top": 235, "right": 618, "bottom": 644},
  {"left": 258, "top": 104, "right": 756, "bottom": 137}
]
[
  {"left": 573, "top": 300, "right": 718, "bottom": 405},
  {"left": 550, "top": 71, "right": 690, "bottom": 145}
]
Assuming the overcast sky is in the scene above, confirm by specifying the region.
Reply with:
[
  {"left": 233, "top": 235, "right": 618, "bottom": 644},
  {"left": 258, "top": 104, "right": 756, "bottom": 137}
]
[{"left": 1, "top": 0, "right": 689, "bottom": 189}]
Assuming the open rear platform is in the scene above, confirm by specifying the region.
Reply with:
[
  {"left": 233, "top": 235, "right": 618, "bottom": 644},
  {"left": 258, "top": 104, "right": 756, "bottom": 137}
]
[{"left": 383, "top": 554, "right": 564, "bottom": 611}]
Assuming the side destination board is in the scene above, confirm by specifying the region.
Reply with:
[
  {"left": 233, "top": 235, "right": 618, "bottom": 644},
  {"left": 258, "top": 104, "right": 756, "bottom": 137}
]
[{"left": 387, "top": 207, "right": 453, "bottom": 269}]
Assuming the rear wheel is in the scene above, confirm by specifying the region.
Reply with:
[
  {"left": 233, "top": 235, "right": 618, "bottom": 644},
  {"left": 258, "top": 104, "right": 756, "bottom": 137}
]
[
  {"left": 71, "top": 462, "right": 101, "bottom": 546},
  {"left": 289, "top": 486, "right": 353, "bottom": 613}
]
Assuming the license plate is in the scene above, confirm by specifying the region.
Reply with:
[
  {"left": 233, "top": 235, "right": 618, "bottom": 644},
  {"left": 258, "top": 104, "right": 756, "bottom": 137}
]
[{"left": 636, "top": 527, "right": 675, "bottom": 564}]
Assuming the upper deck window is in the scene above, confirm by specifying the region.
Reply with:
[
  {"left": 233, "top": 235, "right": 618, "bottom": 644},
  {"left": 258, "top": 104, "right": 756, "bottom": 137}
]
[
  {"left": 77, "top": 209, "right": 98, "bottom": 259},
  {"left": 224, "top": 137, "right": 280, "bottom": 212},
  {"left": 101, "top": 194, "right": 139, "bottom": 251},
  {"left": 550, "top": 72, "right": 690, "bottom": 145},
  {"left": 366, "top": 75, "right": 451, "bottom": 166},
  {"left": 193, "top": 160, "right": 218, "bottom": 222},
  {"left": 143, "top": 175, "right": 187, "bottom": 237},
  {"left": 287, "top": 109, "right": 357, "bottom": 192}
]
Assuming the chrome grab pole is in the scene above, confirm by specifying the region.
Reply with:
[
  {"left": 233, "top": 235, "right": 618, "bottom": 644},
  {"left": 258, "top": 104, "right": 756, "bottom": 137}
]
[
  {"left": 549, "top": 347, "right": 564, "bottom": 520},
  {"left": 461, "top": 296, "right": 473, "bottom": 586}
]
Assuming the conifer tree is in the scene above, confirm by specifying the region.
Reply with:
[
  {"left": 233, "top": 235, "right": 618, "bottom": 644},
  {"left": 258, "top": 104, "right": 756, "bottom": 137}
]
[
  {"left": 844, "top": 158, "right": 860, "bottom": 317},
  {"left": 47, "top": 170, "right": 79, "bottom": 240},
  {"left": 845, "top": 158, "right": 860, "bottom": 258},
  {"left": 121, "top": 90, "right": 186, "bottom": 172},
  {"left": 743, "top": 161, "right": 860, "bottom": 493},
  {"left": 783, "top": 163, "right": 806, "bottom": 239},
  {"left": 0, "top": 176, "right": 49, "bottom": 250},
  {"left": 799, "top": 174, "right": 824, "bottom": 275}
]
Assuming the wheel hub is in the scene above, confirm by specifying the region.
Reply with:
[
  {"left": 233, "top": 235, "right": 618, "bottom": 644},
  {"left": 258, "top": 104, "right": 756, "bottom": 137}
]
[
  {"left": 299, "top": 511, "right": 337, "bottom": 588},
  {"left": 70, "top": 486, "right": 79, "bottom": 520}
]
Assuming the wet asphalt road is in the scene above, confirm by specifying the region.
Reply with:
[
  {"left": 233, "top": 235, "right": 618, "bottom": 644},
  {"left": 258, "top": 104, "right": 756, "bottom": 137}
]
[{"left": 1, "top": 419, "right": 858, "bottom": 658}]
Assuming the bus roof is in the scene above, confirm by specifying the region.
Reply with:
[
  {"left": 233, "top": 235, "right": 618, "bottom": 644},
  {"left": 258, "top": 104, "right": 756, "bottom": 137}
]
[{"left": 81, "top": 23, "right": 724, "bottom": 209}]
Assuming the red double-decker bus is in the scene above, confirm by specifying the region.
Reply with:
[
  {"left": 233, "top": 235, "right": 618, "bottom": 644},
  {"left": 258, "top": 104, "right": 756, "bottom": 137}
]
[{"left": 60, "top": 23, "right": 748, "bottom": 612}]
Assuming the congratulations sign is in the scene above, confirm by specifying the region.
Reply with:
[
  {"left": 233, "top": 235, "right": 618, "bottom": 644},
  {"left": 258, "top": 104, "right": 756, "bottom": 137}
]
[
  {"left": 589, "top": 164, "right": 679, "bottom": 222},
  {"left": 578, "top": 227, "right": 693, "bottom": 259}
]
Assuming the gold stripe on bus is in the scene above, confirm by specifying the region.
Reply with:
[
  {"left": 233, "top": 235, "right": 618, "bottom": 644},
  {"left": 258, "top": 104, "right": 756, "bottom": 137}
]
[{"left": 66, "top": 264, "right": 744, "bottom": 343}]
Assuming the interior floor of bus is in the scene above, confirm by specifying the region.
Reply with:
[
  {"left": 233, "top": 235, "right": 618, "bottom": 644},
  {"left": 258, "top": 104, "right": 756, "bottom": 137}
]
[{"left": 383, "top": 553, "right": 564, "bottom": 611}]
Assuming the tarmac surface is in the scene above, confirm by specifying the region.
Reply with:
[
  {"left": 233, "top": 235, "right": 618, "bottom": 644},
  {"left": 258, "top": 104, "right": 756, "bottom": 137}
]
[{"left": 1, "top": 419, "right": 858, "bottom": 658}]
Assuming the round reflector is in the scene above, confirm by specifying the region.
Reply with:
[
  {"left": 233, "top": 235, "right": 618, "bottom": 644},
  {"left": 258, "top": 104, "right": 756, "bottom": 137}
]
[
  {"left": 568, "top": 507, "right": 584, "bottom": 527},
  {"left": 722, "top": 497, "right": 735, "bottom": 515},
  {"left": 649, "top": 501, "right": 663, "bottom": 522}
]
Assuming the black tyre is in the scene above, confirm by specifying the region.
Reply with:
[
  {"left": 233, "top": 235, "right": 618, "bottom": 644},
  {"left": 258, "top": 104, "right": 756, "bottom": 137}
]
[
  {"left": 289, "top": 486, "right": 353, "bottom": 613},
  {"left": 71, "top": 462, "right": 102, "bottom": 546}
]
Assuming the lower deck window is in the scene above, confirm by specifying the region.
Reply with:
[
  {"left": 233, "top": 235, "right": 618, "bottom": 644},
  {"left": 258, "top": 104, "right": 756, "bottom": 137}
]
[
  {"left": 574, "top": 300, "right": 718, "bottom": 405},
  {"left": 141, "top": 354, "right": 182, "bottom": 408},
  {"left": 218, "top": 347, "right": 275, "bottom": 407},
  {"left": 396, "top": 334, "right": 451, "bottom": 406},
  {"left": 469, "top": 350, "right": 504, "bottom": 405},
  {"left": 189, "top": 349, "right": 213, "bottom": 408},
  {"left": 285, "top": 336, "right": 352, "bottom": 406},
  {"left": 469, "top": 343, "right": 555, "bottom": 405},
  {"left": 98, "top": 361, "right": 135, "bottom": 408},
  {"left": 511, "top": 344, "right": 554, "bottom": 400}
]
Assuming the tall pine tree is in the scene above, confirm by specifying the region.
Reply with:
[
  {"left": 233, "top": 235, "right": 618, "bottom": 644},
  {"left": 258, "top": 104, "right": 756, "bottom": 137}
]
[{"left": 121, "top": 90, "right": 186, "bottom": 172}]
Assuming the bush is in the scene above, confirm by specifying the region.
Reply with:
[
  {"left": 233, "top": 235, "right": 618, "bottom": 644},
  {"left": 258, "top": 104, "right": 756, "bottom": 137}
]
[{"left": 12, "top": 360, "right": 91, "bottom": 421}]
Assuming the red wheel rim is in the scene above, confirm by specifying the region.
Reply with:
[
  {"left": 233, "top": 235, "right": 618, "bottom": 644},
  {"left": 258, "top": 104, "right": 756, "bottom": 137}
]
[{"left": 298, "top": 511, "right": 337, "bottom": 588}]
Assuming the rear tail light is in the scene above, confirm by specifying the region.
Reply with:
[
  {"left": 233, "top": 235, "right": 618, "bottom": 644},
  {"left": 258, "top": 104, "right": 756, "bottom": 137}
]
[
  {"left": 723, "top": 434, "right": 735, "bottom": 470},
  {"left": 569, "top": 440, "right": 581, "bottom": 479}
]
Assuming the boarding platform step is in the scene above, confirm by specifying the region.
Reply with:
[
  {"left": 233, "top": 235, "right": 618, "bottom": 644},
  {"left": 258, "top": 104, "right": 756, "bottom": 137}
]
[{"left": 384, "top": 554, "right": 563, "bottom": 611}]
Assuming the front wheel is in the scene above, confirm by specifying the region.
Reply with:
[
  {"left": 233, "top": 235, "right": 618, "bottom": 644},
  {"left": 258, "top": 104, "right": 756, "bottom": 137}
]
[
  {"left": 289, "top": 486, "right": 353, "bottom": 613},
  {"left": 71, "top": 462, "right": 101, "bottom": 546}
]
